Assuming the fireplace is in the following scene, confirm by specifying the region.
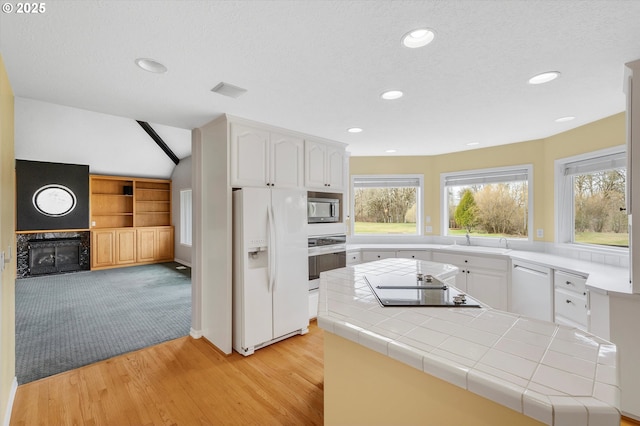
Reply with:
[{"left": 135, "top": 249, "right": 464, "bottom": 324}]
[{"left": 28, "top": 238, "right": 83, "bottom": 276}]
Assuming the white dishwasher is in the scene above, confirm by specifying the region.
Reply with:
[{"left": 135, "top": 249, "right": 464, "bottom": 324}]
[{"left": 511, "top": 260, "right": 553, "bottom": 321}]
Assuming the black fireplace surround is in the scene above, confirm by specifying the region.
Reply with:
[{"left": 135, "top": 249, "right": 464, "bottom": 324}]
[
  {"left": 15, "top": 159, "right": 92, "bottom": 278},
  {"left": 16, "top": 232, "right": 90, "bottom": 278}
]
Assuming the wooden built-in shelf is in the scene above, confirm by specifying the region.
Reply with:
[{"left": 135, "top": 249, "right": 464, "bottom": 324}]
[{"left": 89, "top": 175, "right": 174, "bottom": 270}]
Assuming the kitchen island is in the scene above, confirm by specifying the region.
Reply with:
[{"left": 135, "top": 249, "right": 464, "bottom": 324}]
[{"left": 317, "top": 258, "right": 620, "bottom": 426}]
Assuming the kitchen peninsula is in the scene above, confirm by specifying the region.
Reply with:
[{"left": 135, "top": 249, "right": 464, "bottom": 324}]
[{"left": 317, "top": 258, "right": 620, "bottom": 426}]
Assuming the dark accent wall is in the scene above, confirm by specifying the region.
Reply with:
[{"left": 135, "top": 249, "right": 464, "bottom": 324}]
[{"left": 16, "top": 160, "right": 89, "bottom": 231}]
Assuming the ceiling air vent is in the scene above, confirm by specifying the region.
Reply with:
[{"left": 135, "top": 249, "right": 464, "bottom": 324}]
[{"left": 211, "top": 82, "right": 247, "bottom": 98}]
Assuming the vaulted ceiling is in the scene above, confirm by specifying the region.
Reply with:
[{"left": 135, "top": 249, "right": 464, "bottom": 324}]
[{"left": 2, "top": 1, "right": 640, "bottom": 157}]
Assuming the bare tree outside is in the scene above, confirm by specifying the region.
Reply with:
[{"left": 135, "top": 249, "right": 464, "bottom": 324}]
[
  {"left": 448, "top": 182, "right": 528, "bottom": 238},
  {"left": 354, "top": 187, "right": 417, "bottom": 234},
  {"left": 573, "top": 169, "right": 628, "bottom": 247}
]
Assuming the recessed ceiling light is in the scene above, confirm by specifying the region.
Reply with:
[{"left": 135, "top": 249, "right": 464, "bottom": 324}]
[
  {"left": 135, "top": 58, "right": 167, "bottom": 74},
  {"left": 381, "top": 90, "right": 403, "bottom": 100},
  {"left": 528, "top": 71, "right": 560, "bottom": 85},
  {"left": 466, "top": 142, "right": 480, "bottom": 146},
  {"left": 347, "top": 127, "right": 363, "bottom": 133},
  {"left": 555, "top": 116, "right": 575, "bottom": 123},
  {"left": 402, "top": 28, "right": 435, "bottom": 48},
  {"left": 385, "top": 149, "right": 397, "bottom": 153}
]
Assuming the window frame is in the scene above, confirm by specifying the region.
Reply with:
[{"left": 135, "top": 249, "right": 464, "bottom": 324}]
[
  {"left": 440, "top": 164, "right": 534, "bottom": 241},
  {"left": 350, "top": 174, "right": 424, "bottom": 237},
  {"left": 554, "top": 146, "right": 627, "bottom": 251}
]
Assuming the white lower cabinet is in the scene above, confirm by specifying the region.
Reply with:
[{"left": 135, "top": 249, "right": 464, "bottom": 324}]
[
  {"left": 346, "top": 251, "right": 362, "bottom": 265},
  {"left": 395, "top": 250, "right": 431, "bottom": 261},
  {"left": 361, "top": 250, "right": 396, "bottom": 262},
  {"left": 432, "top": 251, "right": 509, "bottom": 310},
  {"left": 553, "top": 270, "right": 588, "bottom": 331},
  {"left": 309, "top": 289, "right": 319, "bottom": 320}
]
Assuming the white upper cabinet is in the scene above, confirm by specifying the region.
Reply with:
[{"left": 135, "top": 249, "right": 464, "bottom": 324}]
[
  {"left": 269, "top": 132, "right": 304, "bottom": 188},
  {"left": 305, "top": 139, "right": 346, "bottom": 190},
  {"left": 230, "top": 123, "right": 303, "bottom": 188}
]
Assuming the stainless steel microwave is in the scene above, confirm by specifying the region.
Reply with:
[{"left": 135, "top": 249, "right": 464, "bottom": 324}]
[{"left": 307, "top": 198, "right": 340, "bottom": 223}]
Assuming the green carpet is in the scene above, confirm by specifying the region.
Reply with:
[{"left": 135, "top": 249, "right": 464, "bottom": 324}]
[{"left": 16, "top": 262, "right": 191, "bottom": 384}]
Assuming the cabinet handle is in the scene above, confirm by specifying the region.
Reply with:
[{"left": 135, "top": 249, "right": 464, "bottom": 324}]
[
  {"left": 464, "top": 260, "right": 468, "bottom": 263},
  {"left": 566, "top": 299, "right": 574, "bottom": 304},
  {"left": 565, "top": 280, "right": 574, "bottom": 286}
]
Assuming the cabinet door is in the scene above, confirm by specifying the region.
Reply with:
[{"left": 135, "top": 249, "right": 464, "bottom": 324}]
[
  {"left": 137, "top": 228, "right": 156, "bottom": 263},
  {"left": 304, "top": 140, "right": 328, "bottom": 189},
  {"left": 466, "top": 268, "right": 508, "bottom": 310},
  {"left": 326, "top": 146, "right": 345, "bottom": 190},
  {"left": 230, "top": 124, "right": 270, "bottom": 187},
  {"left": 270, "top": 132, "right": 304, "bottom": 188},
  {"left": 92, "top": 230, "right": 115, "bottom": 268},
  {"left": 155, "top": 227, "right": 174, "bottom": 261},
  {"left": 115, "top": 229, "right": 136, "bottom": 265}
]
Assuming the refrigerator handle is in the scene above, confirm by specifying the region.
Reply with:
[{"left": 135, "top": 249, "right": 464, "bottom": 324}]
[
  {"left": 269, "top": 203, "right": 277, "bottom": 292},
  {"left": 267, "top": 203, "right": 276, "bottom": 292}
]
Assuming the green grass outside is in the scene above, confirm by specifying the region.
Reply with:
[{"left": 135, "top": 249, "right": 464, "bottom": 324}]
[
  {"left": 575, "top": 231, "right": 629, "bottom": 247},
  {"left": 354, "top": 222, "right": 417, "bottom": 234},
  {"left": 355, "top": 223, "right": 629, "bottom": 247}
]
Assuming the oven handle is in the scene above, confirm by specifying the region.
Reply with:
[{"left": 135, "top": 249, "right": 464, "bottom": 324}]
[{"left": 308, "top": 244, "right": 347, "bottom": 257}]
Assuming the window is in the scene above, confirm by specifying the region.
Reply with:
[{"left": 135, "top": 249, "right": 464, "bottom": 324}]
[
  {"left": 352, "top": 175, "right": 423, "bottom": 235},
  {"left": 556, "top": 148, "right": 627, "bottom": 248},
  {"left": 180, "top": 189, "right": 192, "bottom": 246},
  {"left": 442, "top": 165, "right": 532, "bottom": 239}
]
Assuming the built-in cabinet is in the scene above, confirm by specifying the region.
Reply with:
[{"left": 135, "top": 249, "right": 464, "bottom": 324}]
[
  {"left": 89, "top": 175, "right": 173, "bottom": 270},
  {"left": 230, "top": 123, "right": 304, "bottom": 188},
  {"left": 304, "top": 139, "right": 346, "bottom": 191},
  {"left": 432, "top": 251, "right": 509, "bottom": 311}
]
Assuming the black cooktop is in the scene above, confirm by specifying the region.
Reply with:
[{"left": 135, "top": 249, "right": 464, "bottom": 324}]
[{"left": 364, "top": 274, "right": 482, "bottom": 308}]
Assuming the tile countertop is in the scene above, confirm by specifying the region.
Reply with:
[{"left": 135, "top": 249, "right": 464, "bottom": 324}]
[
  {"left": 317, "top": 258, "right": 621, "bottom": 426},
  {"left": 347, "top": 243, "right": 631, "bottom": 294}
]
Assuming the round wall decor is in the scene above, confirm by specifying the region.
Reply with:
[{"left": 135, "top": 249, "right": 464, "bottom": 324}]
[{"left": 32, "top": 184, "right": 77, "bottom": 217}]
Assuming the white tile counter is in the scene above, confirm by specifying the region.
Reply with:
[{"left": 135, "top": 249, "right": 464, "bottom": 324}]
[
  {"left": 348, "top": 243, "right": 631, "bottom": 294},
  {"left": 317, "top": 258, "right": 621, "bottom": 426}
]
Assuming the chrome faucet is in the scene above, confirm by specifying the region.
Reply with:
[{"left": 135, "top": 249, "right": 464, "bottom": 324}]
[
  {"left": 499, "top": 237, "right": 509, "bottom": 249},
  {"left": 465, "top": 231, "right": 471, "bottom": 246}
]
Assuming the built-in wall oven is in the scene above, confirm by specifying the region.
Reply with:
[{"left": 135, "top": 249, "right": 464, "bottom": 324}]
[{"left": 308, "top": 234, "right": 346, "bottom": 291}]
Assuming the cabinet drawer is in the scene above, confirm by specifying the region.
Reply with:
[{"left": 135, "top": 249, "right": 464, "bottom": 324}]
[
  {"left": 554, "top": 288, "right": 588, "bottom": 327},
  {"left": 346, "top": 251, "right": 362, "bottom": 265},
  {"left": 554, "top": 270, "right": 587, "bottom": 293},
  {"left": 362, "top": 251, "right": 396, "bottom": 261},
  {"left": 396, "top": 250, "right": 431, "bottom": 261}
]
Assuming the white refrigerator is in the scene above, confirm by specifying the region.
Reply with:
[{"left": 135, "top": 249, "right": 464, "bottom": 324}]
[{"left": 232, "top": 187, "right": 309, "bottom": 356}]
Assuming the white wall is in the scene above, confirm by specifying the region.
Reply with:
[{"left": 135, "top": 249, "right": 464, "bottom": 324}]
[
  {"left": 171, "top": 156, "right": 192, "bottom": 265},
  {"left": 14, "top": 97, "right": 191, "bottom": 179}
]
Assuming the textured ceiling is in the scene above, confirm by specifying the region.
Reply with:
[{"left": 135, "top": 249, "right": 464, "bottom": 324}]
[{"left": 2, "top": 0, "right": 640, "bottom": 157}]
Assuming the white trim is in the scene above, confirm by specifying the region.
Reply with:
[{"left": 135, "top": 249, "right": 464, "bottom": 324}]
[
  {"left": 3, "top": 377, "right": 17, "bottom": 426},
  {"left": 189, "top": 327, "right": 203, "bottom": 339},
  {"left": 350, "top": 174, "right": 424, "bottom": 237},
  {"left": 554, "top": 146, "right": 627, "bottom": 248},
  {"left": 174, "top": 258, "right": 192, "bottom": 268},
  {"left": 440, "top": 164, "right": 533, "bottom": 241}
]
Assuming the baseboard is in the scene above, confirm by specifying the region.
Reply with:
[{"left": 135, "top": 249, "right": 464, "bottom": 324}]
[
  {"left": 174, "top": 258, "right": 192, "bottom": 268},
  {"left": 190, "top": 327, "right": 203, "bottom": 339},
  {"left": 623, "top": 413, "right": 640, "bottom": 424},
  {"left": 3, "top": 377, "right": 17, "bottom": 426}
]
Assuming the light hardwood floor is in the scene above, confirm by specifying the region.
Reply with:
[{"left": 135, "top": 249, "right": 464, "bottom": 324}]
[
  {"left": 11, "top": 323, "right": 324, "bottom": 425},
  {"left": 10, "top": 321, "right": 638, "bottom": 425}
]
